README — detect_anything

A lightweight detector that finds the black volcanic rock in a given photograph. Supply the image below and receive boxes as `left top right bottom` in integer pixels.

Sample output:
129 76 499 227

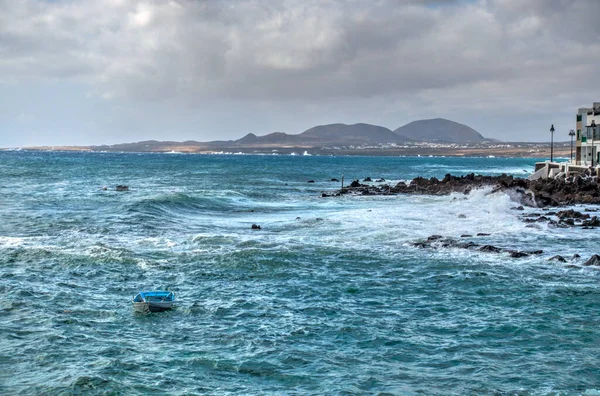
328 172 600 208
393 118 486 142
583 255 600 266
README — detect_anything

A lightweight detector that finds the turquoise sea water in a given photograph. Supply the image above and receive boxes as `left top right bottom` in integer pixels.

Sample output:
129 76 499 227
1 151 600 395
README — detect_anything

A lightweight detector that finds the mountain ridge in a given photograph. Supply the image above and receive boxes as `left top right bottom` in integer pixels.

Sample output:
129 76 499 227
41 118 495 152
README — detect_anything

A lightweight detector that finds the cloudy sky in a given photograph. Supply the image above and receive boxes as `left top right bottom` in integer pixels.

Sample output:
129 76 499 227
1 0 599 147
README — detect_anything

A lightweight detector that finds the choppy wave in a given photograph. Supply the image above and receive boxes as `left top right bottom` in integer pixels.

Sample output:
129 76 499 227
1 152 600 394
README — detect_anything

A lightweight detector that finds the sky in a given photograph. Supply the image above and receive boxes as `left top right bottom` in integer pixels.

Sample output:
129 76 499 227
1 0 599 147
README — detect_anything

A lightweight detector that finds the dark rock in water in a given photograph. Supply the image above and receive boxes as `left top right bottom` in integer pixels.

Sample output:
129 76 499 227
508 251 529 258
308 180 315 183
583 254 600 266
331 178 339 182
572 254 581 260
116 185 129 191
457 214 467 219
251 224 261 230
526 250 544 255
427 235 444 241
548 255 567 263
477 233 491 237
375 178 385 182
556 209 589 220
460 234 472 238
582 216 600 227
457 242 479 249
511 206 525 211
479 245 503 253
350 180 362 188
363 177 372 182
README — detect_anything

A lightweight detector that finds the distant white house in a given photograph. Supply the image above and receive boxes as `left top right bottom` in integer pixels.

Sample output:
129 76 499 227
575 102 600 166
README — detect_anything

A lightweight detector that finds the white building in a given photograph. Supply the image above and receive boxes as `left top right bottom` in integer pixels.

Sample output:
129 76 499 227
575 102 600 166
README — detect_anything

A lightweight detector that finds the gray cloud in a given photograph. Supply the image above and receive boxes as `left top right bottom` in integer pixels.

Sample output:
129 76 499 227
0 0 599 145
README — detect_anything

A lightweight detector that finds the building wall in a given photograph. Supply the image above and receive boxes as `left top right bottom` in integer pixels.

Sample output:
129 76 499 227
576 105 600 166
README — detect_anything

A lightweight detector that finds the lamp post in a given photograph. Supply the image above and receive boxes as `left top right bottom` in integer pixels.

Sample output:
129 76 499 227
550 124 555 162
569 129 575 162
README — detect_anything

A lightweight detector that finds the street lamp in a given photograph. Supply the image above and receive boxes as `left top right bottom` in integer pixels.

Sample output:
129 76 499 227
550 124 555 162
587 120 597 167
569 129 575 162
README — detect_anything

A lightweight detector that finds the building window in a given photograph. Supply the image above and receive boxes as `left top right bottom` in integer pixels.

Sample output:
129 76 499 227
577 130 581 140
577 114 583 122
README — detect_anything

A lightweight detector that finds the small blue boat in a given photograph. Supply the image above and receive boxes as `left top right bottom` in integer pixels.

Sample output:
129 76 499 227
132 291 175 313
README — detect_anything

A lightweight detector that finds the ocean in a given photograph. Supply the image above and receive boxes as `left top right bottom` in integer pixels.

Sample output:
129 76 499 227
1 151 599 395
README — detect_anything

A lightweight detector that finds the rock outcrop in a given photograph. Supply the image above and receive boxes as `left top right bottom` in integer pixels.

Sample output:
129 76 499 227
326 173 600 208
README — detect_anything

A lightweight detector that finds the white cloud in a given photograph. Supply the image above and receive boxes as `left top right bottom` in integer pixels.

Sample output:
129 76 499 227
0 0 599 144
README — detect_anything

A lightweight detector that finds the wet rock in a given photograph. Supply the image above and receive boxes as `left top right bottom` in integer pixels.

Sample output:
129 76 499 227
460 234 473 238
548 255 567 263
572 254 581 260
363 177 372 182
527 250 544 255
330 172 600 208
583 254 600 266
511 206 525 210
308 180 315 183
330 178 339 182
477 233 491 236
479 245 503 253
582 216 600 227
457 242 479 249
457 214 467 219
251 224 261 230
116 185 129 191
509 251 529 258
556 209 589 219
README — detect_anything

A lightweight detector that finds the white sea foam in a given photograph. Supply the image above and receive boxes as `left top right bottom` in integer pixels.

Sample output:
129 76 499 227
0 236 27 248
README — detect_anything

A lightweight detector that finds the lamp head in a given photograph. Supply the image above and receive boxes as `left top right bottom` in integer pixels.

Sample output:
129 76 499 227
550 124 555 133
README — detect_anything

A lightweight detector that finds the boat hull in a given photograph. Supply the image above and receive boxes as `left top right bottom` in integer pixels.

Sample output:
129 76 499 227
133 301 174 313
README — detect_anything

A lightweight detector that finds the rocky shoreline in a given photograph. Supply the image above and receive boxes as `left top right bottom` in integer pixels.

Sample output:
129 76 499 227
322 173 600 266
324 173 600 208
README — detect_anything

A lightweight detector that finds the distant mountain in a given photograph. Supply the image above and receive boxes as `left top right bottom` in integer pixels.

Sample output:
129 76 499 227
236 132 300 145
230 123 405 147
298 123 406 145
85 118 491 152
393 118 486 142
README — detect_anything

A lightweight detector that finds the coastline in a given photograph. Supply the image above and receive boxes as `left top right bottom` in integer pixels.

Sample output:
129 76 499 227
1 144 572 158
